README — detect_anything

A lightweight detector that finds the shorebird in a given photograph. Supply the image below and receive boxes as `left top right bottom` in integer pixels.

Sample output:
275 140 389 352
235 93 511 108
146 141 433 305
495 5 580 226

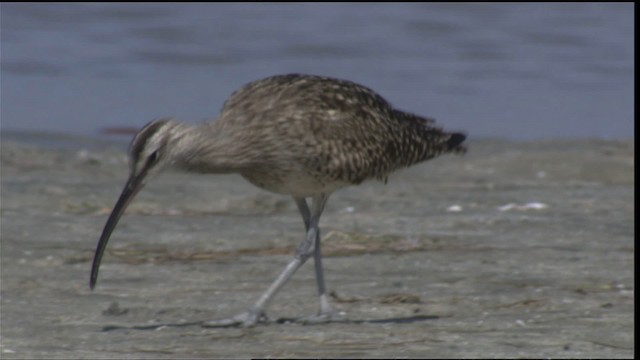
90 74 467 327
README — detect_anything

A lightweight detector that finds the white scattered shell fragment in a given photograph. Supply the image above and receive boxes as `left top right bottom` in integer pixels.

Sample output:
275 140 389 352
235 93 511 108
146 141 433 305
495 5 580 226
341 206 355 213
76 149 89 160
498 203 517 211
525 202 548 210
515 319 526 327
76 149 101 164
446 205 463 212
166 207 181 216
498 202 548 211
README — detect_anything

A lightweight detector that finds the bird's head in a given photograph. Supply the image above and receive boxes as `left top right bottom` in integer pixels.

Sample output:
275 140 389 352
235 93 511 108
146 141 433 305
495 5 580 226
89 118 182 289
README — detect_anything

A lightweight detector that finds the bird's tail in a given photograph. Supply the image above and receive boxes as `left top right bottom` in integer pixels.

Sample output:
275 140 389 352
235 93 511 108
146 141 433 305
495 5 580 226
446 132 467 154
396 110 467 155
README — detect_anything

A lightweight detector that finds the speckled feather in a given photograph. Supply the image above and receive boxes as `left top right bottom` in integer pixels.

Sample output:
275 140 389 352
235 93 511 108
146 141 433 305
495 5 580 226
128 74 466 197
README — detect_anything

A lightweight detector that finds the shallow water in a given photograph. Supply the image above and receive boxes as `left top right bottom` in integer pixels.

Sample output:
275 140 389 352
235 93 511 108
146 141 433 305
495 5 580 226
0 3 634 140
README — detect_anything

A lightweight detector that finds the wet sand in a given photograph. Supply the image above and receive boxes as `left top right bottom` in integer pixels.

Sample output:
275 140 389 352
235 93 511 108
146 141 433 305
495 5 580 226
0 136 634 358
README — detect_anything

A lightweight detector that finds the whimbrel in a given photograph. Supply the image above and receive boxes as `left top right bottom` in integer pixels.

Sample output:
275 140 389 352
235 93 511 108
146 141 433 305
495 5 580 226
90 74 467 327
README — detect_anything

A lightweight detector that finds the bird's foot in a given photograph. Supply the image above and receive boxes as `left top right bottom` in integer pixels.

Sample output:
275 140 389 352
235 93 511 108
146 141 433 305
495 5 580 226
295 295 341 324
201 308 268 328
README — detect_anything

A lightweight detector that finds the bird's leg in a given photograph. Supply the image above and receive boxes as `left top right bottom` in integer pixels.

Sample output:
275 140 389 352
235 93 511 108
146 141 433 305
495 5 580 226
202 254 306 328
202 194 331 328
312 220 336 318
295 194 339 323
294 196 311 229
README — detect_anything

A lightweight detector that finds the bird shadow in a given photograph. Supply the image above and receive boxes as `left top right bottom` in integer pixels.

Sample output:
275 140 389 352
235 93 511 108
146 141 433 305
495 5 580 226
100 314 439 332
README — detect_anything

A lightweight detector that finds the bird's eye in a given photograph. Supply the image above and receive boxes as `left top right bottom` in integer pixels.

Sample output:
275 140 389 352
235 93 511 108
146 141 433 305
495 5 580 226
148 151 159 164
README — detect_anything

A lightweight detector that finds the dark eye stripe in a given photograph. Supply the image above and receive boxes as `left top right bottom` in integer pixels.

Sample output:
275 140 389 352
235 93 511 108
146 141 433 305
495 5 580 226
129 119 169 167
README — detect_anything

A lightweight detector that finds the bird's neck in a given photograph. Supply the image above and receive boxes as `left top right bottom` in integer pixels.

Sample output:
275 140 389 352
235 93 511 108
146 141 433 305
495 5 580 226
172 121 257 174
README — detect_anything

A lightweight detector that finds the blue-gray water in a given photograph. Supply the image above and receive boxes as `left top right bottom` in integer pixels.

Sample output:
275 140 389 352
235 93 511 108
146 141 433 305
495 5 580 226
0 3 634 141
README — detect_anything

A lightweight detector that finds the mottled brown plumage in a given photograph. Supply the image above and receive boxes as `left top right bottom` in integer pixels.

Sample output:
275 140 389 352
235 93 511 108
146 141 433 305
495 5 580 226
90 73 467 327
130 74 465 195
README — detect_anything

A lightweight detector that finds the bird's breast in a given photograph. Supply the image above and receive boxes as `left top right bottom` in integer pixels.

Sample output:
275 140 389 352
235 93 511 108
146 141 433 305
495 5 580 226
240 164 349 197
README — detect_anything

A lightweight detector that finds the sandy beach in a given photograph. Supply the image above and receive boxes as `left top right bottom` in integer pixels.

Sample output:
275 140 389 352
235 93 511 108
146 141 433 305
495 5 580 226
0 136 634 358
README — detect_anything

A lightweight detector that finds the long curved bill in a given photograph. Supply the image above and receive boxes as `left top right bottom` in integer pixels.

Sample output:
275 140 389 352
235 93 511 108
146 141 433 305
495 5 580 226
90 173 146 290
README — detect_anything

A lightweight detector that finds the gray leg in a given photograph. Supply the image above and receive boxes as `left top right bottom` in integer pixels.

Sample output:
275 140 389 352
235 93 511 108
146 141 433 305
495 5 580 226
313 226 336 318
295 196 337 321
294 196 311 229
203 193 332 328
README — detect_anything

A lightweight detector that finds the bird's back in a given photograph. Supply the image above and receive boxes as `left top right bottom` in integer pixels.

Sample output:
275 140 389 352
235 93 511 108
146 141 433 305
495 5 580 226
213 74 466 195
